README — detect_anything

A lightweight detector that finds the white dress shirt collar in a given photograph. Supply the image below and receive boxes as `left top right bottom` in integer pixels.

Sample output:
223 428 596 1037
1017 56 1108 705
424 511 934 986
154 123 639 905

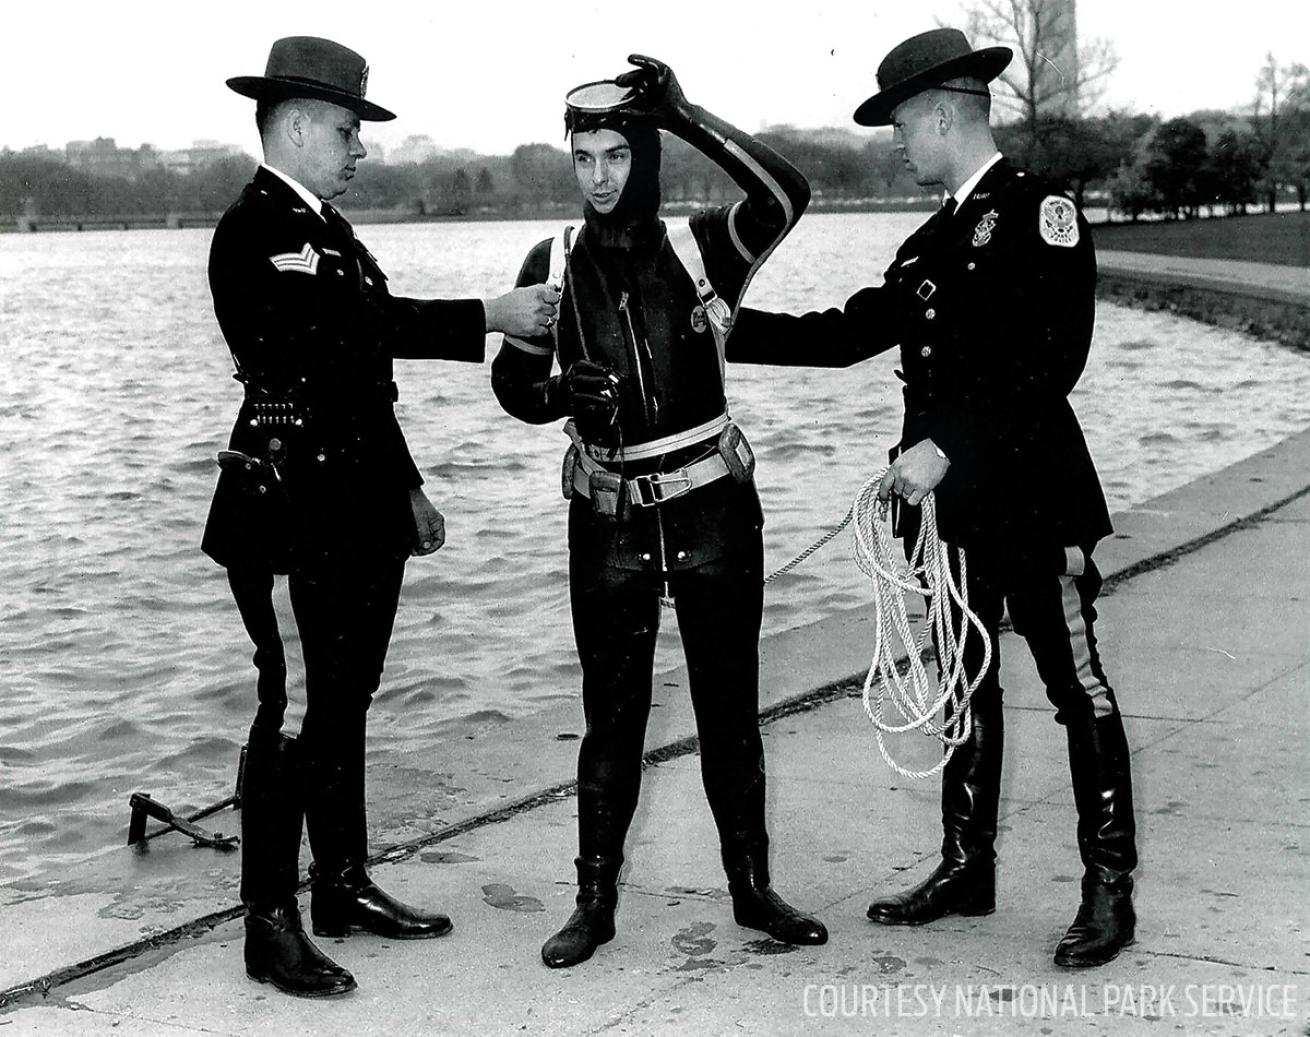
260 163 324 219
950 151 1004 209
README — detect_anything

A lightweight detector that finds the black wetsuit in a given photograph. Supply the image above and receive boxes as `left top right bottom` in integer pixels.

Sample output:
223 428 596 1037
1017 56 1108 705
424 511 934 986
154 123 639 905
491 112 810 888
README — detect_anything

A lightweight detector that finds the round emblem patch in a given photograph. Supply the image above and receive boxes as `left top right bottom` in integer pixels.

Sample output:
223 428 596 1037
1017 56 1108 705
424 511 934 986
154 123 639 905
1039 195 1079 247
690 305 708 334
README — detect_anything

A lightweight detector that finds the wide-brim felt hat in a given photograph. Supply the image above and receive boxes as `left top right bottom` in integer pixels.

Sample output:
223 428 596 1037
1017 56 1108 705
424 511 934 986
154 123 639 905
853 28 1011 126
227 36 396 121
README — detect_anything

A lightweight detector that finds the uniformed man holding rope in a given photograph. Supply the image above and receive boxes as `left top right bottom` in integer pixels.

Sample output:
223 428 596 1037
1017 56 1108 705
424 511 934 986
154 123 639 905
731 28 1138 968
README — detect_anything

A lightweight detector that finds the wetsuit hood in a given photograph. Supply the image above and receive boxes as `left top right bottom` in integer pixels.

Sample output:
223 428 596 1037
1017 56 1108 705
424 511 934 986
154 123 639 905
570 119 663 249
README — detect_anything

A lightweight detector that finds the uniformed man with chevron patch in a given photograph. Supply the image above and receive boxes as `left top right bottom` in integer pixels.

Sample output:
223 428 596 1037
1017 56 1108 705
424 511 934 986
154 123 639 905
732 28 1139 968
203 36 557 998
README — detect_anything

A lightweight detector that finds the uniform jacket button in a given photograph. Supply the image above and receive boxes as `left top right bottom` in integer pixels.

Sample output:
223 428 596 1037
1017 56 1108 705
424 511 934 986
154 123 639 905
640 552 652 562
921 345 933 358
925 308 936 320
676 550 689 561
967 262 976 271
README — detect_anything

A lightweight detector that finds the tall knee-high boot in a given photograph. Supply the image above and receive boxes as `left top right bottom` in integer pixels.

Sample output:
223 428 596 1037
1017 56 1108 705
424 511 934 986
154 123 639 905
1055 713 1137 967
542 762 638 968
240 730 355 997
868 700 1002 925
304 753 452 940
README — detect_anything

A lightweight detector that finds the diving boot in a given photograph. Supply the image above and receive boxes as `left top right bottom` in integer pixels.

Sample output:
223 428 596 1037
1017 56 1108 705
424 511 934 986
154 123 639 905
541 856 621 968
1054 713 1137 967
724 843 828 945
240 730 355 997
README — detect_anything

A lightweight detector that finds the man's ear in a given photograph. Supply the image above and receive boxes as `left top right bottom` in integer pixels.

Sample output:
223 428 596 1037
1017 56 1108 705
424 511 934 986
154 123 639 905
284 106 307 148
935 101 954 136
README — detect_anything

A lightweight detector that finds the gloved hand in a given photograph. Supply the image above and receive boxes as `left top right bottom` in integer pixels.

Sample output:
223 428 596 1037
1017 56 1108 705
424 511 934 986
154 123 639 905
616 54 691 127
547 359 621 433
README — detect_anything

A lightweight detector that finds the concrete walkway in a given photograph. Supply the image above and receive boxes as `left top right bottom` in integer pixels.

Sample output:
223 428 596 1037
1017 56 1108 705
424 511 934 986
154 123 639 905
1099 249 1310 307
3 437 1309 1034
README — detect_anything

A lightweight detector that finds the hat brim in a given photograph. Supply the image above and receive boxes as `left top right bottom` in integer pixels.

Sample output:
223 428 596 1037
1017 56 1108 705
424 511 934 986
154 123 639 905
226 76 396 121
852 47 1012 127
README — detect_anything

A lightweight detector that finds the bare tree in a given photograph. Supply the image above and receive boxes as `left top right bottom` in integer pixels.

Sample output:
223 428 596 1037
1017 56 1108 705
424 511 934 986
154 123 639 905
962 0 1117 155
1252 54 1310 211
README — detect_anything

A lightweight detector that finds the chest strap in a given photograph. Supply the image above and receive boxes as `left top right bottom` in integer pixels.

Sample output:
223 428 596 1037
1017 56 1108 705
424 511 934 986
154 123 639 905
665 219 730 381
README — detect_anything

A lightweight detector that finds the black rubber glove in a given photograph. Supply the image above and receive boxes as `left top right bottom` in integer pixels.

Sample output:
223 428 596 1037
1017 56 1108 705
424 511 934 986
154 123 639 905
546 360 620 441
615 54 692 128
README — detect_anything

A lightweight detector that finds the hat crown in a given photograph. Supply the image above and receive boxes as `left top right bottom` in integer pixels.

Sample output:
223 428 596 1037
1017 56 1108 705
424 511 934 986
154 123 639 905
878 28 976 92
263 36 369 99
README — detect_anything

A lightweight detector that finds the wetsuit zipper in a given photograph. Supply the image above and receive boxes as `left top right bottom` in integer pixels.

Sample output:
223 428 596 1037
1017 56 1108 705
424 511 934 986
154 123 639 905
617 289 670 584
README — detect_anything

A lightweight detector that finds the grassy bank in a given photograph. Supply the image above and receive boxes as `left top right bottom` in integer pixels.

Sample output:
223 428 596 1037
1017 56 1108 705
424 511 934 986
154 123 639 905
1095 210 1310 267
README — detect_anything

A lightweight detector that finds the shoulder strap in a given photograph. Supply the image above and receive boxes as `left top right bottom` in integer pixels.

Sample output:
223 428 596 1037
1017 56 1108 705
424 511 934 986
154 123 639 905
547 225 574 347
666 219 729 380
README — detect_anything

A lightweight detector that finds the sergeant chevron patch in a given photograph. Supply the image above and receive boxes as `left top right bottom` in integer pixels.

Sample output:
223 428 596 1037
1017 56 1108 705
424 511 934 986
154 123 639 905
268 243 321 275
1039 196 1079 247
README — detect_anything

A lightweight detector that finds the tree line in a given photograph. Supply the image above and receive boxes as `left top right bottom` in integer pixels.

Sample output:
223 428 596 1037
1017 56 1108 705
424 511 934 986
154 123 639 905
3 48 1308 224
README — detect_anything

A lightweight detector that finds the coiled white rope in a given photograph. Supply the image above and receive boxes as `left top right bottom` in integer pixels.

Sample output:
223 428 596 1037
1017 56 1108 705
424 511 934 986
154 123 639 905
852 472 992 779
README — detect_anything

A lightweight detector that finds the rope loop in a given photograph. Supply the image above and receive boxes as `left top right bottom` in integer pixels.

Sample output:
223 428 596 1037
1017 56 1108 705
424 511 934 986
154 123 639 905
852 471 992 779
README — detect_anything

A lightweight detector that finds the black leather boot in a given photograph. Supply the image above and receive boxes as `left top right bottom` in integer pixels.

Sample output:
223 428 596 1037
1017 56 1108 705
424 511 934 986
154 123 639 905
303 754 452 940
310 861 452 940
868 703 1002 925
724 840 828 945
1055 713 1137 967
541 855 622 968
240 731 355 997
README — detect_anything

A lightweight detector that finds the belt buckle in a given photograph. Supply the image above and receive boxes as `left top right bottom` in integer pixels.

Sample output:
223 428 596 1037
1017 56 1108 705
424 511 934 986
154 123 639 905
632 468 692 507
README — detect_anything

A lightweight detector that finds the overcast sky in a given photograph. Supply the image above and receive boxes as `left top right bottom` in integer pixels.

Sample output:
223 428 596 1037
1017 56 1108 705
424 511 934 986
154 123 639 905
8 0 1308 155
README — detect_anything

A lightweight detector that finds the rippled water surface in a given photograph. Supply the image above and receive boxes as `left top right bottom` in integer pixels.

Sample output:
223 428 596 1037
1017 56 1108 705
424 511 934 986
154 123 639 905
3 212 1309 885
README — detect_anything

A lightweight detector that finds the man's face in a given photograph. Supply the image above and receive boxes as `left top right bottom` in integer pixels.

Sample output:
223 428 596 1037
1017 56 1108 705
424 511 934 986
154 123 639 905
297 100 367 200
891 93 947 188
572 129 632 214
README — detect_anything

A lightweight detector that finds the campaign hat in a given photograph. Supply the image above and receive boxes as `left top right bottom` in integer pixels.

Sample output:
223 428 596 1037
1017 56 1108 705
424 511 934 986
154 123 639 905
227 36 396 122
853 28 1011 127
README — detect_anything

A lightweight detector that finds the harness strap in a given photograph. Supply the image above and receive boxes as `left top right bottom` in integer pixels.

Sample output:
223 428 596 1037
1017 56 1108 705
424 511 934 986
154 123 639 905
665 219 730 381
586 412 729 463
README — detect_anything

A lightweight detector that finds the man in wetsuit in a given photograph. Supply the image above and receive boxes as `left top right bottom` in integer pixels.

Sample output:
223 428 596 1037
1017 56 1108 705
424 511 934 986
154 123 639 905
204 36 557 997
731 29 1138 968
491 55 827 968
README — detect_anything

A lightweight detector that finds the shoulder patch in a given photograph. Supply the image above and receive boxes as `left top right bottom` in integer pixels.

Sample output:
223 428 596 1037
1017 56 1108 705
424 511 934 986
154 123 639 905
1038 195 1079 248
268 243 320 275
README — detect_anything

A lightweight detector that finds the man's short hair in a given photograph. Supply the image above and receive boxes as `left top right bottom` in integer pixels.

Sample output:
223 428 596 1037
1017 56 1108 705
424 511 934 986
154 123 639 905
937 76 992 121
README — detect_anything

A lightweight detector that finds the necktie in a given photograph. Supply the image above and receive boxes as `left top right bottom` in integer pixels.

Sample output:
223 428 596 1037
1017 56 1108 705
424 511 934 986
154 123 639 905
940 197 958 218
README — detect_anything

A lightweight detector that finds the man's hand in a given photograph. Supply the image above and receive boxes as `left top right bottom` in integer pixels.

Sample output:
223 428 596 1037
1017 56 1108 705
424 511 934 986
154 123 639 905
409 487 446 556
616 54 690 126
484 284 560 338
877 439 950 507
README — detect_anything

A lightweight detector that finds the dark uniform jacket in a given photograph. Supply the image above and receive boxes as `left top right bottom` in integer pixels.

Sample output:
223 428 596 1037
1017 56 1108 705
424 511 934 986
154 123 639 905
202 166 486 571
495 204 775 572
732 158 1111 554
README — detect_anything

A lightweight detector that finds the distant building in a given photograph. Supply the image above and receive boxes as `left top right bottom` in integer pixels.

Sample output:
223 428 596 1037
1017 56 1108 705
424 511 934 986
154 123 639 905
157 140 246 176
65 138 159 180
20 144 65 163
